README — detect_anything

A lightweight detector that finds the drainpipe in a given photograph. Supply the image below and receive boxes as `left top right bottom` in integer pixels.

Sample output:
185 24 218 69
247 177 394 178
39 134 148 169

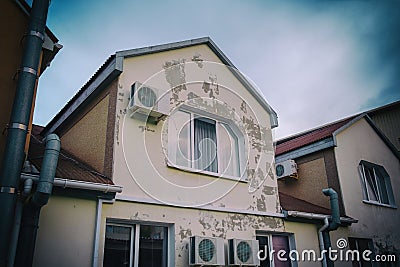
322 188 341 267
322 188 340 231
7 178 33 267
92 198 115 267
318 217 329 267
15 134 60 267
0 0 50 265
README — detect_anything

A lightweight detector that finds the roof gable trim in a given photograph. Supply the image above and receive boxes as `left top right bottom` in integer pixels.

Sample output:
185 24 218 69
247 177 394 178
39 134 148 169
333 114 400 160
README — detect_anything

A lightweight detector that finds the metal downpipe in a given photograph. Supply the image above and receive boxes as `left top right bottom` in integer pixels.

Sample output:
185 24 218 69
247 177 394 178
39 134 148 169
322 188 341 267
15 134 60 267
0 0 50 265
8 178 33 267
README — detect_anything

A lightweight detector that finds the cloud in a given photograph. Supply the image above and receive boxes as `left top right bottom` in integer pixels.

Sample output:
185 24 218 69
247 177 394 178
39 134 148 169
34 0 400 140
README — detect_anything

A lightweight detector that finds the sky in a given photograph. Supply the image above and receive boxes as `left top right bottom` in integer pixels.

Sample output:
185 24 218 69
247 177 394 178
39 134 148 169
33 0 400 139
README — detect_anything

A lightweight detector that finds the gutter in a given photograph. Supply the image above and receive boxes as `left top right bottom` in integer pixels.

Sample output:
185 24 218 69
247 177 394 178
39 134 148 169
286 211 357 224
21 173 123 193
285 188 358 267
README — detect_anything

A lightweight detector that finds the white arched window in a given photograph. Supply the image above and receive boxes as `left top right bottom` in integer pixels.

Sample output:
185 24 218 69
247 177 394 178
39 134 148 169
168 109 245 179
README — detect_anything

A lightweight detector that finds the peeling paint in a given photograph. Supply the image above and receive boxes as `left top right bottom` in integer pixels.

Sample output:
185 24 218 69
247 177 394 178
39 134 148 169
191 53 204 68
163 59 187 106
178 226 192 240
138 125 155 132
256 195 266 212
262 185 276 195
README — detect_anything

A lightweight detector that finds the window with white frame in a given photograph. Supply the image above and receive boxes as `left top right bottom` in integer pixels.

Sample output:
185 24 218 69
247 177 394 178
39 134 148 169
256 233 297 267
168 109 245 178
103 223 170 267
358 160 395 207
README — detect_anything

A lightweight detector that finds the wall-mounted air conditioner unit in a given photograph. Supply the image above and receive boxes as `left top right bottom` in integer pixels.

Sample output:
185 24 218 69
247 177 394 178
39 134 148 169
129 81 169 122
228 239 260 266
189 236 225 266
275 159 298 179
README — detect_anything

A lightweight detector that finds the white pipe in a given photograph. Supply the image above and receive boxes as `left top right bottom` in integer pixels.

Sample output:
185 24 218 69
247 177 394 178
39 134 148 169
21 173 122 193
92 198 114 267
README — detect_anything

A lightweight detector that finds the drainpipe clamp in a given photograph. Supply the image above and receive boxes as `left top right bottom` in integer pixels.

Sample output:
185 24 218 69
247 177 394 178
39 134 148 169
28 30 45 41
12 68 38 80
0 187 17 194
9 123 28 132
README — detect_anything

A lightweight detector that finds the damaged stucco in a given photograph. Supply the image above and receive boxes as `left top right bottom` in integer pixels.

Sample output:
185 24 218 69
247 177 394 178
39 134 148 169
113 44 280 212
101 201 285 267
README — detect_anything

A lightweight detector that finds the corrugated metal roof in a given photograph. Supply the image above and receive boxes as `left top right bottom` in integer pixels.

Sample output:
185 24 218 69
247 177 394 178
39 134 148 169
28 125 114 185
275 117 354 155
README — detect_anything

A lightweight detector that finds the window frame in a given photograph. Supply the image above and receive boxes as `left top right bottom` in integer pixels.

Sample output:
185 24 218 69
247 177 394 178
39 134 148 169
167 106 247 181
358 160 396 208
256 232 298 267
103 220 174 267
348 237 376 267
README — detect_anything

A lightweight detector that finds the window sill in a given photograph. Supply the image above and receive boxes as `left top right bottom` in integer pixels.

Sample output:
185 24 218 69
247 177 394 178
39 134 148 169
362 200 397 209
166 161 248 183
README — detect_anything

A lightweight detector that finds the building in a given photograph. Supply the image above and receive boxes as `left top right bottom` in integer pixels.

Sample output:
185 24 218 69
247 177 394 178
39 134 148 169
366 100 400 152
27 37 323 267
0 0 62 166
276 112 400 266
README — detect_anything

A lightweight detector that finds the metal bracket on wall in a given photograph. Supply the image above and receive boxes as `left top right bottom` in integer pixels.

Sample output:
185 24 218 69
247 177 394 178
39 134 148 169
0 187 16 194
13 67 38 80
20 30 45 45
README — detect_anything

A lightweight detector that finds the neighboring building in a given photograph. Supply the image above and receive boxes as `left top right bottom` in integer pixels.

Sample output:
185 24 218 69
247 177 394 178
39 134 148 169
276 112 400 266
0 0 62 167
29 37 321 267
366 100 400 152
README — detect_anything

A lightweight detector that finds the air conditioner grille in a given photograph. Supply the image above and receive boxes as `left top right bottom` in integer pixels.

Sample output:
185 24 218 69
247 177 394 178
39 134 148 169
276 164 284 177
237 241 251 263
198 239 215 262
137 86 156 107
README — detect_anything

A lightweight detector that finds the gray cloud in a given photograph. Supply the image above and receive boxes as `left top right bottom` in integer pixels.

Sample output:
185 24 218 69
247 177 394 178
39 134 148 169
34 0 400 139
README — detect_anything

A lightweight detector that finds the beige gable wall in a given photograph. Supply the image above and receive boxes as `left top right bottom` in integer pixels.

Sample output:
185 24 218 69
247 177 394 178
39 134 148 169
112 44 279 213
61 95 109 173
334 118 400 255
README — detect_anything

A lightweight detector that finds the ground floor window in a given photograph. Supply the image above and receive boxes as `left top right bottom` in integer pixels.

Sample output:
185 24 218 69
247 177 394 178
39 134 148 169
348 238 375 267
257 233 296 267
103 222 169 267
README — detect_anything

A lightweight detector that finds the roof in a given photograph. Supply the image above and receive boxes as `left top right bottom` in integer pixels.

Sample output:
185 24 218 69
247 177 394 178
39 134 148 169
364 99 400 116
42 37 278 135
279 192 331 215
276 99 400 159
26 125 114 185
275 117 354 155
